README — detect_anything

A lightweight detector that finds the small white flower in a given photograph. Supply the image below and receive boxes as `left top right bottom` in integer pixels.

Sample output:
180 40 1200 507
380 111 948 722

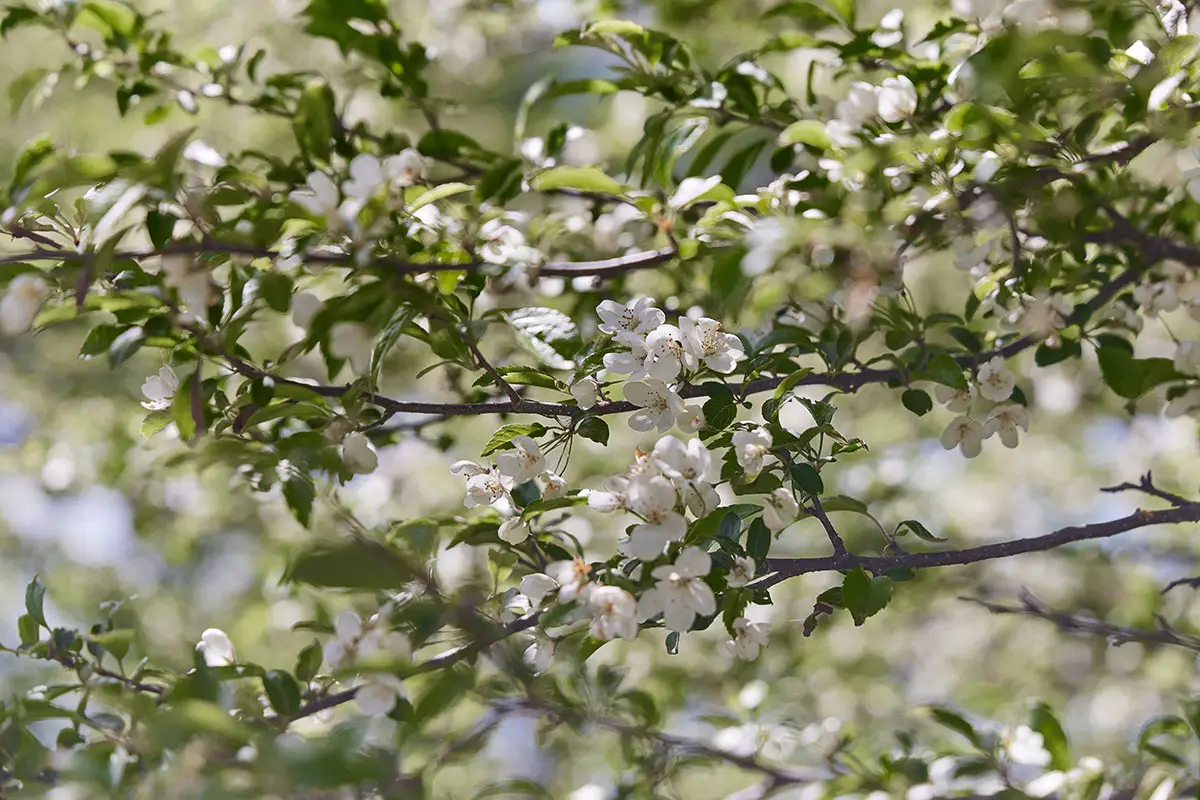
329 322 374 373
323 610 362 669
197 628 235 667
643 324 686 381
523 631 556 673
341 432 378 474
638 547 716 632
732 428 773 477
627 475 687 560
1174 341 1200 376
835 81 879 127
290 171 341 217
728 617 770 660
976 356 1015 402
983 404 1030 448
1134 281 1180 315
384 149 427 187
934 383 976 412
651 435 711 483
680 317 745 374
496 436 546 485
450 460 488 478
877 76 918 122
463 467 508 509
342 153 388 200
1125 40 1155 68
727 556 756 588
762 488 800 532
1004 725 1051 767
521 558 593 605
141 365 180 411
603 336 650 380
0 274 50 334
570 378 599 409
587 475 630 513
973 151 1002 183
291 291 322 329
588 585 638 641
162 255 213 313
499 588 532 625
355 673 405 716
1166 387 1200 417
940 415 984 458
540 472 568 500
478 220 542 267
742 217 791 276
596 297 665 337
625 379 686 434
498 517 531 544
676 405 705 433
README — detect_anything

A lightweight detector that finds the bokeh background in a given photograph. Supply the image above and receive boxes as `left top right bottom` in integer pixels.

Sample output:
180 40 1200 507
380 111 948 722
2 0 1200 795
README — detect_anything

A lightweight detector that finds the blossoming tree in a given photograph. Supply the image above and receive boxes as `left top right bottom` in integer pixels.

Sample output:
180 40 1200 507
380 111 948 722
2 0 1200 796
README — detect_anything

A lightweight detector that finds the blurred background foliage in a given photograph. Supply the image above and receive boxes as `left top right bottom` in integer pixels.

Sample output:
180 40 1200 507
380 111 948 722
2 0 1200 796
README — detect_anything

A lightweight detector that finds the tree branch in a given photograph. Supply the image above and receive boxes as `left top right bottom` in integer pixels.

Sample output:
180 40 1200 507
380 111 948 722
965 590 1200 653
808 496 847 556
1101 471 1192 507
755 502 1200 590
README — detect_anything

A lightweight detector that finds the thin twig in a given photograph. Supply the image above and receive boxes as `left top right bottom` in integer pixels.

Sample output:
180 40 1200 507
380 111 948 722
808 496 847 556
966 590 1200 653
464 337 522 405
1101 471 1192 507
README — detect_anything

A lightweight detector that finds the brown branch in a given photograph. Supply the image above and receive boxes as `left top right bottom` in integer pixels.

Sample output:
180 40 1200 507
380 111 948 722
808 496 847 556
966 590 1200 653
463 337 523 405
1101 471 1192 507
755 502 1200 589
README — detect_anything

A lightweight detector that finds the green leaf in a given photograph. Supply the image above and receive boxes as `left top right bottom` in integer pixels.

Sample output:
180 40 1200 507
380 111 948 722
295 639 323 684
107 326 145 366
141 410 173 438
1097 345 1184 400
283 476 315 527
895 519 946 542
24 576 46 628
530 166 627 196
841 568 892 625
283 536 415 590
259 272 293 313
820 494 868 514
773 368 814 402
577 416 609 446
778 120 832 150
928 706 980 746
408 182 473 213
415 664 474 722
665 631 680 655
790 463 824 495
293 81 337 163
505 307 580 369
901 388 933 416
920 352 968 391
171 371 197 441
17 614 38 646
717 511 742 541
87 629 133 661
1030 700 1070 771
481 423 548 457
263 670 302 717
745 517 771 564
9 67 48 114
702 392 738 431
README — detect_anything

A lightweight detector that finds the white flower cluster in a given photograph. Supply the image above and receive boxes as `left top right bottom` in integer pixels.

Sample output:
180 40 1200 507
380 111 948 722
937 356 1029 458
451 436 566 542
0 274 50 335
825 75 918 148
323 608 412 716
592 298 744 433
290 149 428 234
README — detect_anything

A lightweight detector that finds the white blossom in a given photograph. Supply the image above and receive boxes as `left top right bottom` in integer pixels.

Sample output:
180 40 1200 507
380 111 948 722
341 432 378 474
742 217 791 276
499 588 532 625
1004 725 1051 767
197 628 235 667
355 673 405 716
680 317 745 373
456 464 508 509
290 171 341 217
0 274 50 334
877 76 918 122
291 291 322 329
496 436 546 484
329 322 374 373
588 585 638 641
940 415 984 458
637 547 716 632
732 428 773 477
1134 281 1180 314
625 379 686 433
676 405 705 433
523 631 556 673
934 383 976 412
478 220 542 267
540 472 568 500
1166 387 1200 417
1174 341 1200 376
522 558 593 606
643 324 686 381
976 356 1015 402
627 475 687 560
603 335 650 380
570 378 599 409
162 255 213 313
727 556 756 588
596 297 665 336
587 475 630 513
652 435 719 516
386 148 428 187
498 516 531 544
323 610 363 669
762 488 800 532
835 81 879 127
141 366 179 411
983 404 1030 448
728 617 770 660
